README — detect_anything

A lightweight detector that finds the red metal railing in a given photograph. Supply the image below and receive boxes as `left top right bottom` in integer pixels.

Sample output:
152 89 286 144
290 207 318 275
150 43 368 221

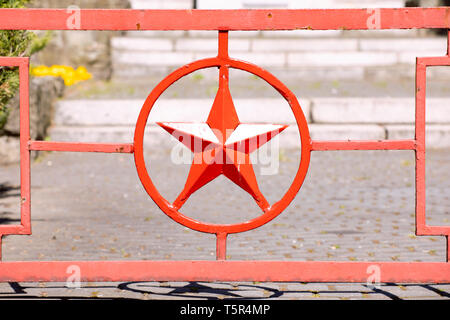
0 8 449 283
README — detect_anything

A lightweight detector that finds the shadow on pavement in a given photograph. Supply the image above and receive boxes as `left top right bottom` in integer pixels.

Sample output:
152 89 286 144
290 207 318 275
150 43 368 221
0 281 448 300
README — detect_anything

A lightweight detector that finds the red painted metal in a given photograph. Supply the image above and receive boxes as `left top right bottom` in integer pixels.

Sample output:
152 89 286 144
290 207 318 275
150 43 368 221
0 7 449 283
28 141 134 153
0 261 448 283
0 8 449 30
133 31 311 242
0 57 31 263
311 140 416 151
415 51 450 260
156 33 288 213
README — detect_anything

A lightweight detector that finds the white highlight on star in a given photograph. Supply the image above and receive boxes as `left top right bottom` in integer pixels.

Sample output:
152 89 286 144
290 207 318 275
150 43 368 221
225 124 285 145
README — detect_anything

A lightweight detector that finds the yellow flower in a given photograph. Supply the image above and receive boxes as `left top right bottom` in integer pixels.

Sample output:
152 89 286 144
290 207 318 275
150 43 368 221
31 65 92 86
31 65 50 77
64 77 75 86
75 66 91 80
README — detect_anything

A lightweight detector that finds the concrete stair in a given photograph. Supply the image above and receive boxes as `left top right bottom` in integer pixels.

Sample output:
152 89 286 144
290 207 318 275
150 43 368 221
111 31 449 80
111 0 448 80
130 0 407 10
48 98 450 149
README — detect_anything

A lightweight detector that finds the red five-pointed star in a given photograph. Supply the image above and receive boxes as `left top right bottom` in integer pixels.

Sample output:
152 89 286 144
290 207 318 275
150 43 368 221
157 67 287 212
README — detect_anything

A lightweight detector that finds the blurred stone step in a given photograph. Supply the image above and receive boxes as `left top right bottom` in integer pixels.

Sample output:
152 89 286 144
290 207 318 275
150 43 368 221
113 36 446 53
50 97 450 149
130 0 192 9
195 0 406 9
53 98 311 126
387 124 450 149
48 124 388 149
53 97 450 127
49 123 450 149
111 36 448 79
311 97 450 124
130 0 406 10
125 29 420 39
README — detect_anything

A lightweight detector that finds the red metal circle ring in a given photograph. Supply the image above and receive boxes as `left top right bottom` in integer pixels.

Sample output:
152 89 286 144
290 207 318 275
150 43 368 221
134 57 311 234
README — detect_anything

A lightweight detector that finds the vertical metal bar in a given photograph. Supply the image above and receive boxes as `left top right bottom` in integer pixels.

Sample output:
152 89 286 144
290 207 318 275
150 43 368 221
447 29 450 56
219 64 229 92
218 30 229 59
447 236 449 262
445 30 449 263
216 233 227 260
19 58 31 234
415 59 426 235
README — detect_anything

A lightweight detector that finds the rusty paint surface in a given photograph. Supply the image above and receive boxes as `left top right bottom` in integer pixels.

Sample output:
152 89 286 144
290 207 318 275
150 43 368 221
311 140 416 151
0 8 449 30
28 141 134 153
0 261 448 283
0 58 31 256
415 53 450 262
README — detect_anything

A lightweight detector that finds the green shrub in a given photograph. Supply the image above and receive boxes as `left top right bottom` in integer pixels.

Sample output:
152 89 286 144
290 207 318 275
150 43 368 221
0 0 51 130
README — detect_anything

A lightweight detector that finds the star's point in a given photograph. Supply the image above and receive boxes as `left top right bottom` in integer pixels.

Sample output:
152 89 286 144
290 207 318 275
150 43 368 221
157 67 287 212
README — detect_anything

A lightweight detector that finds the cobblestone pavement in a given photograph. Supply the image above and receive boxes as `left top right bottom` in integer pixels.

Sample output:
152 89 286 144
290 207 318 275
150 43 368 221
0 147 449 300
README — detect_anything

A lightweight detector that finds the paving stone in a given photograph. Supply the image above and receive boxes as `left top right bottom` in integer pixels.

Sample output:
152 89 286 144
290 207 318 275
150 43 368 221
1 148 449 300
374 284 444 299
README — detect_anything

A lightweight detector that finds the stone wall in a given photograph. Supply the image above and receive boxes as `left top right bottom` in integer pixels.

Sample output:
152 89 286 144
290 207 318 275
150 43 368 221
0 77 64 165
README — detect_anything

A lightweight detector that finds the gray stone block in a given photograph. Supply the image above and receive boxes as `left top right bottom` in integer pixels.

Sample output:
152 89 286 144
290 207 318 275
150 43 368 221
175 38 251 52
3 76 65 139
309 124 386 140
288 52 398 67
112 37 173 51
112 51 195 66
359 38 446 53
0 136 20 165
53 98 310 126
386 124 450 149
311 98 450 124
252 38 358 52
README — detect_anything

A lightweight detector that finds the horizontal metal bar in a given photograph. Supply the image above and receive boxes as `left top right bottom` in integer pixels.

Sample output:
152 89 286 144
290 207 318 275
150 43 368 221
417 56 450 66
0 57 28 67
28 141 134 153
311 140 416 151
0 225 29 235
0 261 448 283
417 225 450 236
0 8 448 31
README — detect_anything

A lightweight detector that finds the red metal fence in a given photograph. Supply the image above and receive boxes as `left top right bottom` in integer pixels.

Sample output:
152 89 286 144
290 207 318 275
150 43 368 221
0 8 449 283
